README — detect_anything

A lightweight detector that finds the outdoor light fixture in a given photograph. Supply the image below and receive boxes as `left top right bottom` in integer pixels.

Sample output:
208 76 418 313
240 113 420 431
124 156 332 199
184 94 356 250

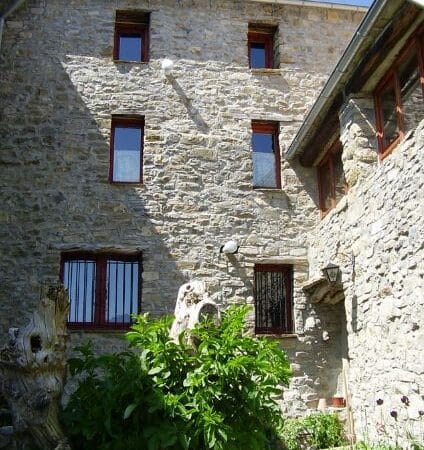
219 240 239 254
161 58 174 76
322 263 340 283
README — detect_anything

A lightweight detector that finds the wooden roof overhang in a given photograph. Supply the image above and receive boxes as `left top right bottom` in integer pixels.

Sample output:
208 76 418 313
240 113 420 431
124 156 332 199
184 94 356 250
287 0 424 167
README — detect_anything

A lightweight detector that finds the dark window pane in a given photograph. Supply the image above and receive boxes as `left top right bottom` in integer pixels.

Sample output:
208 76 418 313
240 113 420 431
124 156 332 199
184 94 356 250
250 43 266 68
113 126 142 182
119 34 142 61
252 133 273 152
252 132 276 187
255 267 292 333
399 49 423 133
379 80 400 149
106 260 138 324
63 260 96 323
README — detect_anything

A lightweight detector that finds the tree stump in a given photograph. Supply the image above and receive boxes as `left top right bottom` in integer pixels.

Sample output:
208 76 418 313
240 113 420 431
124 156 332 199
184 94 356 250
0 284 71 450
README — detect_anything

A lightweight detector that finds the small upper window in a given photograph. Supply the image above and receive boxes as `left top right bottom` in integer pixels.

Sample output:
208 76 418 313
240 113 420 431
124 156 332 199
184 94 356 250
248 24 278 69
110 116 144 183
251 121 281 189
374 31 423 159
114 11 150 62
317 140 347 217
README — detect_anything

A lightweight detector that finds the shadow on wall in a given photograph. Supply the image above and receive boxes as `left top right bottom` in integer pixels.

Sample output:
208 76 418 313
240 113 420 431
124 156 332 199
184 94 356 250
0 37 187 347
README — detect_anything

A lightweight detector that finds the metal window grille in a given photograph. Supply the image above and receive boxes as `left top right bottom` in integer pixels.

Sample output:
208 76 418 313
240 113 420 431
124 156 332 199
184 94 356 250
61 253 140 329
254 265 293 334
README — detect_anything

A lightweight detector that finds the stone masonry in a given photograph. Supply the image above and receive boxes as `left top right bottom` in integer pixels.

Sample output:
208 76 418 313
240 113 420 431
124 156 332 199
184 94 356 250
308 103 424 444
0 0 364 419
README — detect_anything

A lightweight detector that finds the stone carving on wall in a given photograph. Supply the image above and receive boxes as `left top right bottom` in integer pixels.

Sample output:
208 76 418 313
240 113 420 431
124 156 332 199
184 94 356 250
0 285 70 450
170 280 220 341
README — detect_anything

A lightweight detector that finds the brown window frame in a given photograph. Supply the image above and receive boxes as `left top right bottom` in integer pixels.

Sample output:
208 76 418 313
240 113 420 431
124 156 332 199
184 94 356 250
317 140 347 218
109 116 144 184
251 121 281 189
254 264 293 335
248 31 274 69
60 252 142 331
113 12 150 62
374 28 424 160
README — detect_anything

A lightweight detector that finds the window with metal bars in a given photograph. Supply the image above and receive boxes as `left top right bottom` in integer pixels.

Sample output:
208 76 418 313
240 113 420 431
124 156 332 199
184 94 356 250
254 264 293 334
60 252 141 330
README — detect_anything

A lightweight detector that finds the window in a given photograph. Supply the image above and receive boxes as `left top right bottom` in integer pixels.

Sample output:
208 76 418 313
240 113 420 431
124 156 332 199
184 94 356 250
374 30 423 159
114 11 150 62
317 141 347 217
248 24 278 69
61 252 141 330
251 121 281 188
110 116 144 183
255 264 293 334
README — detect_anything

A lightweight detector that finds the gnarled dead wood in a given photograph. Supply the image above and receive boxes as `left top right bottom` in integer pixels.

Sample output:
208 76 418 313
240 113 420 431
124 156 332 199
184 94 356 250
0 284 70 450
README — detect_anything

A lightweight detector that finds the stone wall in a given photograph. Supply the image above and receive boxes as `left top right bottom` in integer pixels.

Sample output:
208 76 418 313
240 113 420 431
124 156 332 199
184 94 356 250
308 115 424 442
0 0 363 415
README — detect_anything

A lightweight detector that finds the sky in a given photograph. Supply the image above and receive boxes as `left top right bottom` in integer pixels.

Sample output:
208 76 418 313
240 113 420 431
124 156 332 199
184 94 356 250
308 0 372 6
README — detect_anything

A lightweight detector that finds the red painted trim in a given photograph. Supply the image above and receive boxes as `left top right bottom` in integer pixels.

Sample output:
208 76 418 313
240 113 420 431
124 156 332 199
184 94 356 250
60 252 142 330
113 22 149 62
251 121 281 189
374 26 424 159
248 31 274 69
254 264 294 334
317 140 345 218
110 116 144 184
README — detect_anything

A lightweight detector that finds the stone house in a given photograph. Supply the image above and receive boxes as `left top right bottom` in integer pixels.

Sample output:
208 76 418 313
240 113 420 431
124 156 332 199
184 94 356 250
0 0 422 445
287 0 424 443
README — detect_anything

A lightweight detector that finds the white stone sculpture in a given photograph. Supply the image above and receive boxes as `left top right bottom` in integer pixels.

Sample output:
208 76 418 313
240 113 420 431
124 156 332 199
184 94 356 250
169 280 220 341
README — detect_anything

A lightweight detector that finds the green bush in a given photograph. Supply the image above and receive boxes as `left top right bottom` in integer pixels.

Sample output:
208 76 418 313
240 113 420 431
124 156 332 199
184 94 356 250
282 412 347 450
62 305 291 450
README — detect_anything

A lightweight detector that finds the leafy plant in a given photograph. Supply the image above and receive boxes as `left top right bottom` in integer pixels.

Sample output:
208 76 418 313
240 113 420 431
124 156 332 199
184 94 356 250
62 305 291 450
281 412 347 450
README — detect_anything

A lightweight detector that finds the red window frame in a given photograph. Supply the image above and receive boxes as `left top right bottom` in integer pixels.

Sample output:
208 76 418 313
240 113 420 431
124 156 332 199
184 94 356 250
248 31 274 69
109 116 144 184
113 12 149 62
60 252 142 331
317 140 347 218
254 264 293 335
251 121 281 189
374 28 424 159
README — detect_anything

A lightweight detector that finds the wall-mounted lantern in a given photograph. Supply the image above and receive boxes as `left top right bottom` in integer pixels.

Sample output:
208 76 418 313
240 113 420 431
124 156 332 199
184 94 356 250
219 240 239 254
322 262 339 283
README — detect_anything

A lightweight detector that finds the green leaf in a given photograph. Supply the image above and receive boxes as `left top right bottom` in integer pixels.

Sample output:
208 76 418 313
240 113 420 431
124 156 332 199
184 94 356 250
148 366 163 375
123 403 137 420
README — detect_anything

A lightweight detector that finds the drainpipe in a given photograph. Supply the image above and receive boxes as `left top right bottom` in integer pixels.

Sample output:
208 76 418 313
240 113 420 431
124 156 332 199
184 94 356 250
285 0 391 160
0 0 26 50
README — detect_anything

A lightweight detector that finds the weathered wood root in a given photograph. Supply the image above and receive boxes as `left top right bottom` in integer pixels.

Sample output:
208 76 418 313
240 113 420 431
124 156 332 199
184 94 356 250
0 284 71 450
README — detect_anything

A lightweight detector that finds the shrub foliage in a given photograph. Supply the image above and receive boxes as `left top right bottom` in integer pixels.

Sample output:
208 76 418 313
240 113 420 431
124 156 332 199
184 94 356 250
62 305 291 450
282 412 347 450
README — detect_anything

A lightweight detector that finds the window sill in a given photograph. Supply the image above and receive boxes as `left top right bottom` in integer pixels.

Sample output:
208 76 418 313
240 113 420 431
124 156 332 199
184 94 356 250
113 59 149 65
250 68 281 75
253 187 282 192
110 181 144 186
68 325 130 333
256 333 298 339
378 135 402 160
